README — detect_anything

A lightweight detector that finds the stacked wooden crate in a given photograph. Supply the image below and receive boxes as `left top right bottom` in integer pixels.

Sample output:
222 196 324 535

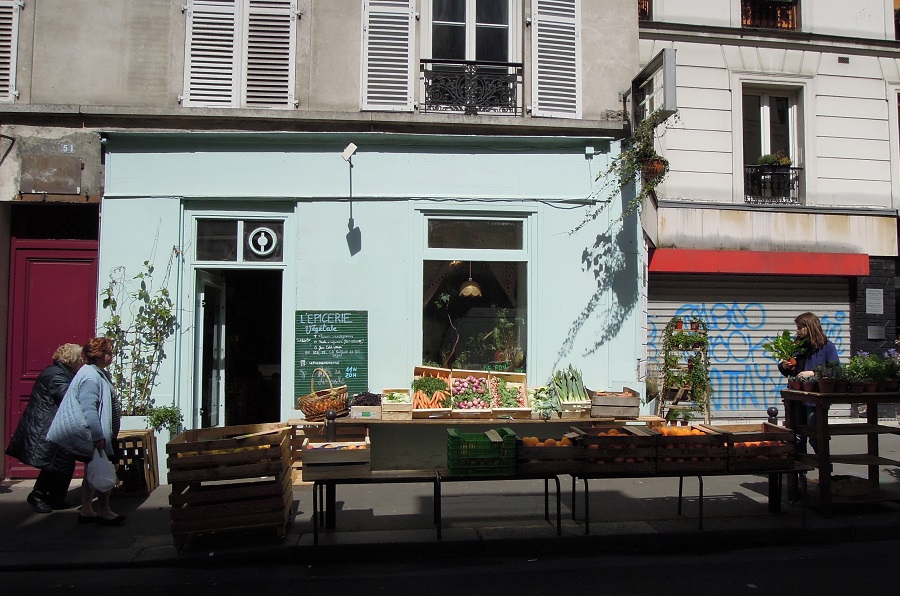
166 423 293 550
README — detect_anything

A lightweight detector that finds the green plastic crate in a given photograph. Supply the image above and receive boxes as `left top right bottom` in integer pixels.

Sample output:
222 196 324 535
447 428 517 476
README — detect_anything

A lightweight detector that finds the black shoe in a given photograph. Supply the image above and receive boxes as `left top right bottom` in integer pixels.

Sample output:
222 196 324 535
77 514 97 524
96 515 127 526
27 492 53 514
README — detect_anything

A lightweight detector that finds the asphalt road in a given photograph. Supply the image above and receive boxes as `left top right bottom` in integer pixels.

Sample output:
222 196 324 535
7 539 899 595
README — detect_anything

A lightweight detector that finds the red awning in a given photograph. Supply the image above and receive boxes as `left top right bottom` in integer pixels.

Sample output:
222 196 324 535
648 249 870 276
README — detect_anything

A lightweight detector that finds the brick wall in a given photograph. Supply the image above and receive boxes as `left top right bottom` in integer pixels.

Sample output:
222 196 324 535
851 256 897 356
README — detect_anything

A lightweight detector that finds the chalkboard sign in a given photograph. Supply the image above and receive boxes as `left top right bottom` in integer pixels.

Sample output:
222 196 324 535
294 310 368 402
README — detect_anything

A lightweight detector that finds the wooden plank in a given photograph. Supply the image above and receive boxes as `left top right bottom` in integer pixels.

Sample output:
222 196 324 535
167 460 284 484
170 495 286 520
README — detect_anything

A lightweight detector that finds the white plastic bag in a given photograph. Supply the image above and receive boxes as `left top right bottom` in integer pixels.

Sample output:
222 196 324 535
86 448 117 492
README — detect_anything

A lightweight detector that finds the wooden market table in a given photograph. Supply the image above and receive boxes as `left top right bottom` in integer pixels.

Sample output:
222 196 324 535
781 389 900 517
309 467 562 544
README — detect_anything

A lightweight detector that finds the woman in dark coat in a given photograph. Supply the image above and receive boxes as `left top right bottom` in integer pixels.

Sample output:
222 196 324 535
6 343 83 513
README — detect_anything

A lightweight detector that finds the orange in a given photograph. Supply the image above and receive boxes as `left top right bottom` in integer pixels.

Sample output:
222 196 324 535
560 437 573 446
543 438 557 447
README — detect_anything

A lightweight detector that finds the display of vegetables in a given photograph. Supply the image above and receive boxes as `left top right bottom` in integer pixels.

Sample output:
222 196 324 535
451 375 491 409
528 386 560 420
351 391 382 406
490 377 526 408
383 391 411 403
411 375 449 396
551 365 589 402
413 389 448 408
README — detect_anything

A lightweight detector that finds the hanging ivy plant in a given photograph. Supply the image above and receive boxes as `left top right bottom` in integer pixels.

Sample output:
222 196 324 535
573 109 680 233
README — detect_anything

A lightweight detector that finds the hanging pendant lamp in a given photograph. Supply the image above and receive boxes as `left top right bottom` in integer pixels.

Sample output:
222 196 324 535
459 262 482 297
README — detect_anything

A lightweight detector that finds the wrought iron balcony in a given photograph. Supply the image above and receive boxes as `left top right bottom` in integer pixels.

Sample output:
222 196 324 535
420 59 523 116
638 0 652 21
742 0 797 31
744 165 801 205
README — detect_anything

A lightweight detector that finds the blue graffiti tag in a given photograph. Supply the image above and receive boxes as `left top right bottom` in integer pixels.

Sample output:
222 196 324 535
650 304 848 415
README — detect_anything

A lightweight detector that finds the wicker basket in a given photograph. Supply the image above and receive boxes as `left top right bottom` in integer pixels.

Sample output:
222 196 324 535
296 368 349 422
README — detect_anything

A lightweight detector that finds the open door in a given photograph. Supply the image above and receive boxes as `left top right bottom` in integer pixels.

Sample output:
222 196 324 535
195 271 226 428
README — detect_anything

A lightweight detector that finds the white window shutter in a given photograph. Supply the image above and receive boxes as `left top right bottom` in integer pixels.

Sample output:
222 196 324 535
531 0 581 119
183 0 239 108
361 0 414 112
0 0 21 103
243 0 296 108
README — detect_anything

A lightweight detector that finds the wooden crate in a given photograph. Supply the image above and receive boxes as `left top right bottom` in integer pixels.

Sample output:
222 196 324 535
382 389 413 420
653 425 728 473
412 407 451 419
301 436 371 480
286 419 325 484
588 387 641 419
166 423 293 550
114 428 159 495
700 423 795 472
350 405 382 419
573 425 656 474
493 407 532 419
412 366 451 387
517 432 583 475
451 408 493 419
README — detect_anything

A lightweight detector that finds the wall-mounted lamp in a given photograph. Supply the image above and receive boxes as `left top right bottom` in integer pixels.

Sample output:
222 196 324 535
342 142 358 164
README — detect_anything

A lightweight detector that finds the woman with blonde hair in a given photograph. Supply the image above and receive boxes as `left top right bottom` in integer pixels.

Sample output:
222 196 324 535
48 337 125 525
6 343 83 513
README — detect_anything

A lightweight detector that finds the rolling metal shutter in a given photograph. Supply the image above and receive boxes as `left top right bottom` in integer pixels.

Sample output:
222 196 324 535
648 274 851 421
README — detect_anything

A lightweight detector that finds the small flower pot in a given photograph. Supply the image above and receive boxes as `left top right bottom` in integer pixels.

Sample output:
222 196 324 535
849 381 865 394
690 321 700 331
788 378 801 390
817 378 837 393
674 320 683 330
864 381 878 393
886 378 900 392
801 380 817 393
835 380 849 393
641 157 667 181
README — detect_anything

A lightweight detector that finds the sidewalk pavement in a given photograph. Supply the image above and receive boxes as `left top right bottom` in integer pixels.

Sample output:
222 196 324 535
2 427 900 570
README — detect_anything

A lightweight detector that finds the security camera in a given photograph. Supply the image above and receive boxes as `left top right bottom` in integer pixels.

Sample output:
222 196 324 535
342 143 358 162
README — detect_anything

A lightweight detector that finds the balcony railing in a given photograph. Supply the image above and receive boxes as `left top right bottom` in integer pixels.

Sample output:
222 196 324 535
638 0 652 21
741 0 797 31
420 59 523 116
744 165 801 205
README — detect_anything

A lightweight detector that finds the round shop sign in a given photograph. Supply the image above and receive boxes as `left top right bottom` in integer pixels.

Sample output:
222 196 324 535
247 226 279 257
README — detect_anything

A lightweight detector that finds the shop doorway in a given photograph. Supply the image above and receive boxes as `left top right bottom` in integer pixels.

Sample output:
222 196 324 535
195 269 282 427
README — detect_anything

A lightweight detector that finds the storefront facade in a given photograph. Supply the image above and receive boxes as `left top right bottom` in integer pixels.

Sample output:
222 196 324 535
101 131 646 428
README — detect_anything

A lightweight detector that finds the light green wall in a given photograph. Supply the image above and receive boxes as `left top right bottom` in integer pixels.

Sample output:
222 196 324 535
102 133 644 422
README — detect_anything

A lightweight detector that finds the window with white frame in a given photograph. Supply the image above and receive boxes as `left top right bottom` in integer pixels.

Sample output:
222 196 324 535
181 0 297 109
361 0 581 118
743 88 801 204
196 218 285 262
743 90 794 164
0 0 21 103
421 215 528 373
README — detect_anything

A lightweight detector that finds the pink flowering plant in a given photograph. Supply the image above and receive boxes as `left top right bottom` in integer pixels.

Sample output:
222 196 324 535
451 375 491 409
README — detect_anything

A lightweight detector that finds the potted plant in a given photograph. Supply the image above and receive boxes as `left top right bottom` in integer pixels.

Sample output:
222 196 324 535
573 108 680 232
756 151 792 197
883 349 900 391
761 330 807 367
843 354 868 393
687 352 710 399
689 317 702 331
814 362 840 393
672 315 683 330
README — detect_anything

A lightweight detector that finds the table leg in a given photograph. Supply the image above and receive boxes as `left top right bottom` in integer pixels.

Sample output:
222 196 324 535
312 481 320 545
583 477 590 535
677 476 684 515
324 481 337 529
784 398 800 502
552 476 561 536
571 475 577 520
816 401 833 517
697 475 704 531
435 469 442 541
544 478 549 521
867 401 880 491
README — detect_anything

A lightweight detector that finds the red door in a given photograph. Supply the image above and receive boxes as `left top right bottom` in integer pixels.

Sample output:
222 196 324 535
5 239 98 478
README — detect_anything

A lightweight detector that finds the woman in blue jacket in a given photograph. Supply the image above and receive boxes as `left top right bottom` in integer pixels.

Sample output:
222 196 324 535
778 312 840 452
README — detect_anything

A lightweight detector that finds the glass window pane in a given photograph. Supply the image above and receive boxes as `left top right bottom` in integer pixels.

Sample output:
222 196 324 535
243 220 284 262
742 94 762 164
428 219 523 249
433 24 466 60
197 220 238 261
433 0 465 23
422 260 526 373
769 96 791 157
476 0 508 25
476 27 507 62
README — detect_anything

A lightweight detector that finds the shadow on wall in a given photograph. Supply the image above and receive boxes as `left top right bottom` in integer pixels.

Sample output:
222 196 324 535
553 185 640 370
